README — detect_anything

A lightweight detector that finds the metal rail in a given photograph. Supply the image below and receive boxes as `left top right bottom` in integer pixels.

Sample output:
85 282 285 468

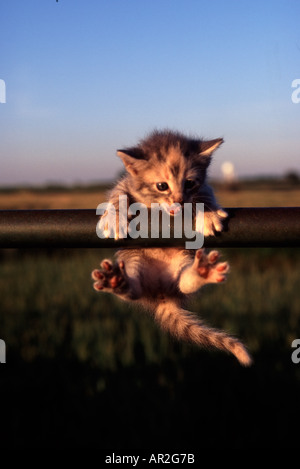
0 207 299 248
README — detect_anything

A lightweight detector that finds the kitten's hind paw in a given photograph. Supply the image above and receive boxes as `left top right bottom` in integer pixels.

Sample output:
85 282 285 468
92 259 128 293
194 249 229 284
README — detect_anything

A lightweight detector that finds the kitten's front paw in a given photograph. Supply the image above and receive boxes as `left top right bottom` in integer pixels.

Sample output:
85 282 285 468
92 259 128 292
203 209 227 236
97 210 127 240
194 249 229 284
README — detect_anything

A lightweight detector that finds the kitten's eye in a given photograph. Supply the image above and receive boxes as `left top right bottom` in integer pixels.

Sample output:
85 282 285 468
184 179 196 190
156 182 169 191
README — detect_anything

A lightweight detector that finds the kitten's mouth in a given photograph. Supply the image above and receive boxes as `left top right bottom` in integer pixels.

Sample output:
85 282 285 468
169 208 180 216
162 203 183 216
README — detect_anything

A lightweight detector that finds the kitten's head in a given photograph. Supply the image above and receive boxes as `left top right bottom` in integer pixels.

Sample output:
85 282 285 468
117 130 223 208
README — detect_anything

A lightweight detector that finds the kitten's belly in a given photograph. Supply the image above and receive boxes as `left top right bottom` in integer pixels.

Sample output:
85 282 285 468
118 247 193 298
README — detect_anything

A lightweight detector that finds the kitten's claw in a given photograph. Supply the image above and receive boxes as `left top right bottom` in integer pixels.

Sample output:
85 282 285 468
194 249 229 284
203 209 228 237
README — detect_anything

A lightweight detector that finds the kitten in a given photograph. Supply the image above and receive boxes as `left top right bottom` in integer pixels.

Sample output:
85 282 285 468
92 130 252 366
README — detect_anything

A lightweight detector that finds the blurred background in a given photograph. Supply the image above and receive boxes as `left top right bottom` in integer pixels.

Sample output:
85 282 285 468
0 0 300 449
1 0 300 185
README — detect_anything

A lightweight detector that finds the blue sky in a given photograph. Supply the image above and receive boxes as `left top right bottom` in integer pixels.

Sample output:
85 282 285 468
0 0 299 185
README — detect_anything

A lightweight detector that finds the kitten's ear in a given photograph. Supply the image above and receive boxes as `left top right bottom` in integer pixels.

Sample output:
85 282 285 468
199 138 224 156
117 148 148 176
196 138 224 168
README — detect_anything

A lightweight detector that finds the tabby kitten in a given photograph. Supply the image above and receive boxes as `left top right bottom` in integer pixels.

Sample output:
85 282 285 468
92 130 252 366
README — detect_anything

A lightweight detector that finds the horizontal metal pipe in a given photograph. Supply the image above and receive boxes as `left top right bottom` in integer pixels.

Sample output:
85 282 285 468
0 207 299 248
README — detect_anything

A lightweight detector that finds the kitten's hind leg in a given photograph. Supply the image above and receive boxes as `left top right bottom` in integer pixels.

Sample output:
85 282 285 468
92 259 126 292
195 249 229 284
179 249 229 294
92 259 141 300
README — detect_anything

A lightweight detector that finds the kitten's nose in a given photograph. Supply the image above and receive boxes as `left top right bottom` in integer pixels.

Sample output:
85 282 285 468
173 196 183 205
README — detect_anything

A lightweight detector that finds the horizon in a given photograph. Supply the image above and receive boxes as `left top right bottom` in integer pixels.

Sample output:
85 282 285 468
0 171 298 191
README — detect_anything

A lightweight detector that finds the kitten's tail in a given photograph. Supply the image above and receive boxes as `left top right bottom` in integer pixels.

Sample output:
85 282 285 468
154 302 252 366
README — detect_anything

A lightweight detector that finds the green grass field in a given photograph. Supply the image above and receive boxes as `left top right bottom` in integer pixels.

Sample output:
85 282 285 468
1 248 299 369
0 184 299 448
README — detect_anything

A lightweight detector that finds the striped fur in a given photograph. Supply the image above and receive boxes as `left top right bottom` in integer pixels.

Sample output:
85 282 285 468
154 302 252 366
